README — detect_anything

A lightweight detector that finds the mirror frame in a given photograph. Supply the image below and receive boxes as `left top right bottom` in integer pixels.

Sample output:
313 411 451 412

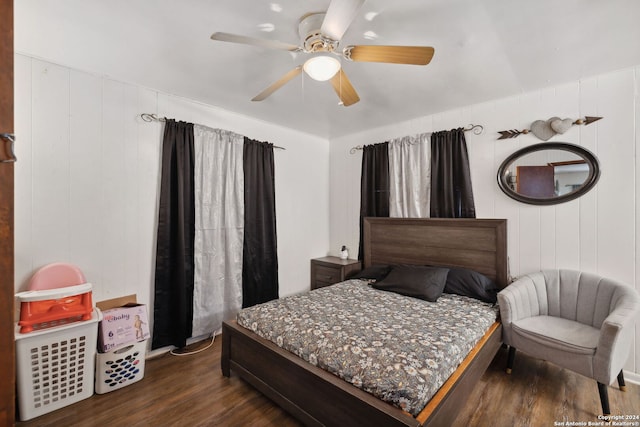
497 142 601 205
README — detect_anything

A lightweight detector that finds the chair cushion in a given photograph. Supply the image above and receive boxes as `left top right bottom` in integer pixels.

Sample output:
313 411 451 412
512 315 599 355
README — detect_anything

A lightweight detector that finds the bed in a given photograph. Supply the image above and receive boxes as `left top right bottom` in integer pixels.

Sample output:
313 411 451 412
221 218 508 427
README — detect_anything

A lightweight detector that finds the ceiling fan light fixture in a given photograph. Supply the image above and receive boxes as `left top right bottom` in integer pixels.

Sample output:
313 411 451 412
303 56 341 81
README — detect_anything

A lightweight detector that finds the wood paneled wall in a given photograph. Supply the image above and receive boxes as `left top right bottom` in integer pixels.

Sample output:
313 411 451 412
329 66 640 379
14 57 162 303
13 55 331 352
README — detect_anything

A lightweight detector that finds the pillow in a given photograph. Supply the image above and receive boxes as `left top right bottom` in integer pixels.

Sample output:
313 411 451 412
372 265 449 302
444 267 498 303
349 264 392 281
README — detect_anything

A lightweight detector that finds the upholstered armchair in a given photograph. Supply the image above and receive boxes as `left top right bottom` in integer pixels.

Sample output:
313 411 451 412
498 270 640 415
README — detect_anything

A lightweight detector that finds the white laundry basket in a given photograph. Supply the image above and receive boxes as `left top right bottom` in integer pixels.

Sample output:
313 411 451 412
95 340 146 394
15 309 99 421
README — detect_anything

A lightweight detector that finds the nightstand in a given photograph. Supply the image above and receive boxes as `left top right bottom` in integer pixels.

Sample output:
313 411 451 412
310 257 362 290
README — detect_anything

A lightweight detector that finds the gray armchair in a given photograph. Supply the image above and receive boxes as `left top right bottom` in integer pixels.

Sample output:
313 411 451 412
498 269 640 415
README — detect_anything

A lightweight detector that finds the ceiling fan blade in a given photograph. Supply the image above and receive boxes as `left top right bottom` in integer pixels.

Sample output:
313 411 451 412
211 32 300 52
321 0 365 41
252 66 303 102
345 45 435 65
330 69 360 106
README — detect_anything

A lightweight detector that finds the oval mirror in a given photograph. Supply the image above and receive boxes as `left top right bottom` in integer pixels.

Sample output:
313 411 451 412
497 142 600 205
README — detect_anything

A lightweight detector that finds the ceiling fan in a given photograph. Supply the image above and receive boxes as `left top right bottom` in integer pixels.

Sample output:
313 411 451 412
210 0 435 106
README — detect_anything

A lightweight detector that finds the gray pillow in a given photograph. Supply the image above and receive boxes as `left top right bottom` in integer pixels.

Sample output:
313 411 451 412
372 265 449 302
349 264 392 281
444 267 498 303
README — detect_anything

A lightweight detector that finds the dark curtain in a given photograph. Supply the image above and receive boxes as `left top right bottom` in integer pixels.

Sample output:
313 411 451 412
242 138 279 308
430 128 476 218
152 120 195 349
358 142 390 260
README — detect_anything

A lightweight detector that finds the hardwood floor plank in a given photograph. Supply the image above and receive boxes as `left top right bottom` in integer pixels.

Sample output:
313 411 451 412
16 340 640 426
456 346 640 427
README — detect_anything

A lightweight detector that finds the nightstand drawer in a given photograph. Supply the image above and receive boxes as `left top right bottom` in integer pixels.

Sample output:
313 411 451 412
310 257 362 290
314 265 341 285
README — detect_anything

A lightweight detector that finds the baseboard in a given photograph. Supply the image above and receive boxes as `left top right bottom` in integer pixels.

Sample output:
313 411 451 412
146 331 220 360
624 370 640 385
146 346 170 359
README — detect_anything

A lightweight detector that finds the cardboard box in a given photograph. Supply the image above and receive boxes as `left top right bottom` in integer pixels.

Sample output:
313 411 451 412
97 295 150 353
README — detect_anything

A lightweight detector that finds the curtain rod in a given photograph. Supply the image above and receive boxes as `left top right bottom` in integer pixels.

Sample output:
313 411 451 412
348 124 484 154
139 113 286 150
140 113 166 123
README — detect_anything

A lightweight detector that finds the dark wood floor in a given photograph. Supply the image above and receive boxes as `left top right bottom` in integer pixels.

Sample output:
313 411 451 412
16 337 640 427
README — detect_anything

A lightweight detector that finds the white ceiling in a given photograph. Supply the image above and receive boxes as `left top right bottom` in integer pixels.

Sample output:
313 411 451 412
14 0 640 139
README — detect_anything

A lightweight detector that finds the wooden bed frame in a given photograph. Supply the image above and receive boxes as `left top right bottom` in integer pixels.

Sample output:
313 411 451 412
222 218 508 426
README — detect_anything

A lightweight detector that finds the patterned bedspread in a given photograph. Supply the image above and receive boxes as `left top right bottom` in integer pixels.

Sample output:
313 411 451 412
236 279 499 416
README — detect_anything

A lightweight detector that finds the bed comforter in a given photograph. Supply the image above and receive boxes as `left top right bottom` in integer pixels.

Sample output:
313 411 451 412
236 279 498 416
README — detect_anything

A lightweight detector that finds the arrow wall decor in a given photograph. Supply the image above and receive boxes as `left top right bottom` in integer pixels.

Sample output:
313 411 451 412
498 116 602 141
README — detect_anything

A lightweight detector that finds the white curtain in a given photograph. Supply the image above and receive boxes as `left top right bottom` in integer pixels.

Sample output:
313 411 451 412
192 125 244 337
388 133 431 217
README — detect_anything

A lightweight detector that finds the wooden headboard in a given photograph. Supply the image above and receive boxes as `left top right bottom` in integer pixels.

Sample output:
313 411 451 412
363 218 508 289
